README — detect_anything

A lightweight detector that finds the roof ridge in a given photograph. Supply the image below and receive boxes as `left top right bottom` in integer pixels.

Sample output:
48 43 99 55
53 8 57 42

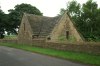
24 13 55 18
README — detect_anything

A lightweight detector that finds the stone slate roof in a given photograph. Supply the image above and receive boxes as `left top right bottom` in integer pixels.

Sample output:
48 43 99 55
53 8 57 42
26 14 61 36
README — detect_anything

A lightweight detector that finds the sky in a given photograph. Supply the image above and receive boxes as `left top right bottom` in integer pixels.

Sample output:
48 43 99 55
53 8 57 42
0 0 100 17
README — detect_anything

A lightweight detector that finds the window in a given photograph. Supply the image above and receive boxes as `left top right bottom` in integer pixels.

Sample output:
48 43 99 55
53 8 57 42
47 37 51 40
23 23 25 31
66 30 69 39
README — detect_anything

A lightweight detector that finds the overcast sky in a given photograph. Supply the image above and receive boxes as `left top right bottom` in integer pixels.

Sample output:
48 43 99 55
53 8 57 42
0 0 100 17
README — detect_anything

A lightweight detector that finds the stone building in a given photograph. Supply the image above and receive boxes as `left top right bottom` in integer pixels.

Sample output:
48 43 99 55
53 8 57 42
18 12 83 44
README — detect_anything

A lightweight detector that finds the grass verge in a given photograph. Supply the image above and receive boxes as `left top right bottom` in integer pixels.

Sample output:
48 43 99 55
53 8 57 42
0 43 100 66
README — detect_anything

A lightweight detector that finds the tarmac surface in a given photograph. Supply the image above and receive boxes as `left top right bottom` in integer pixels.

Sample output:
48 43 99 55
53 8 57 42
0 46 88 66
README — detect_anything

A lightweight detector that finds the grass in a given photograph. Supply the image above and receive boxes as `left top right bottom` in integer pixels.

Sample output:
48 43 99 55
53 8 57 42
0 43 100 66
4 35 17 39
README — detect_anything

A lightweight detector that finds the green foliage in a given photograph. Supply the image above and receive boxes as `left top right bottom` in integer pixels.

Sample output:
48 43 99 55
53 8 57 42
59 8 66 15
60 0 100 41
66 0 81 17
0 10 7 38
80 0 100 41
0 43 100 66
0 10 5 32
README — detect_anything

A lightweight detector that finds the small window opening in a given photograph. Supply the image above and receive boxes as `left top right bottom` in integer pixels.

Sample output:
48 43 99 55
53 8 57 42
66 30 69 39
23 23 25 31
47 37 51 40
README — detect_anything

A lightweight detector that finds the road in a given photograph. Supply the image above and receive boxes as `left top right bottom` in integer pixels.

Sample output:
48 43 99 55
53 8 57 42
0 46 88 66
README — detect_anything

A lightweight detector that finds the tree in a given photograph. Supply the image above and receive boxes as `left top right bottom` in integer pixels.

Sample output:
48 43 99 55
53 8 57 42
80 0 99 41
66 0 81 29
0 9 5 38
8 3 43 34
59 8 66 15
66 0 81 17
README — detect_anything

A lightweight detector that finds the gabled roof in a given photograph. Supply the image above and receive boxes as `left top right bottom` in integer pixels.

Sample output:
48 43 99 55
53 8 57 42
25 14 61 36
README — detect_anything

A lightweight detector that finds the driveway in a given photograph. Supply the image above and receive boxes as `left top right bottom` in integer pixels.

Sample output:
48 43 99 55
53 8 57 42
0 46 88 66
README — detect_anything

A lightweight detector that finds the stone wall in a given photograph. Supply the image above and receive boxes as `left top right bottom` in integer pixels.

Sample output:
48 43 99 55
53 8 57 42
0 39 17 44
0 39 100 55
32 40 100 55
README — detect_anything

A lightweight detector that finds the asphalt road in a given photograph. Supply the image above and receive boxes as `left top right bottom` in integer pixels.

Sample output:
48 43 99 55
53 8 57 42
0 46 88 66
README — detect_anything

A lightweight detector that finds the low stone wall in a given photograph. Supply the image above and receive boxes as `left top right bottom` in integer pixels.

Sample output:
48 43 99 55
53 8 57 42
32 40 100 55
0 39 100 55
0 39 18 44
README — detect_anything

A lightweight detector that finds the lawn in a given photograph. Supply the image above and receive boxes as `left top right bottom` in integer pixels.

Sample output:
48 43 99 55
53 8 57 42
0 43 100 66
